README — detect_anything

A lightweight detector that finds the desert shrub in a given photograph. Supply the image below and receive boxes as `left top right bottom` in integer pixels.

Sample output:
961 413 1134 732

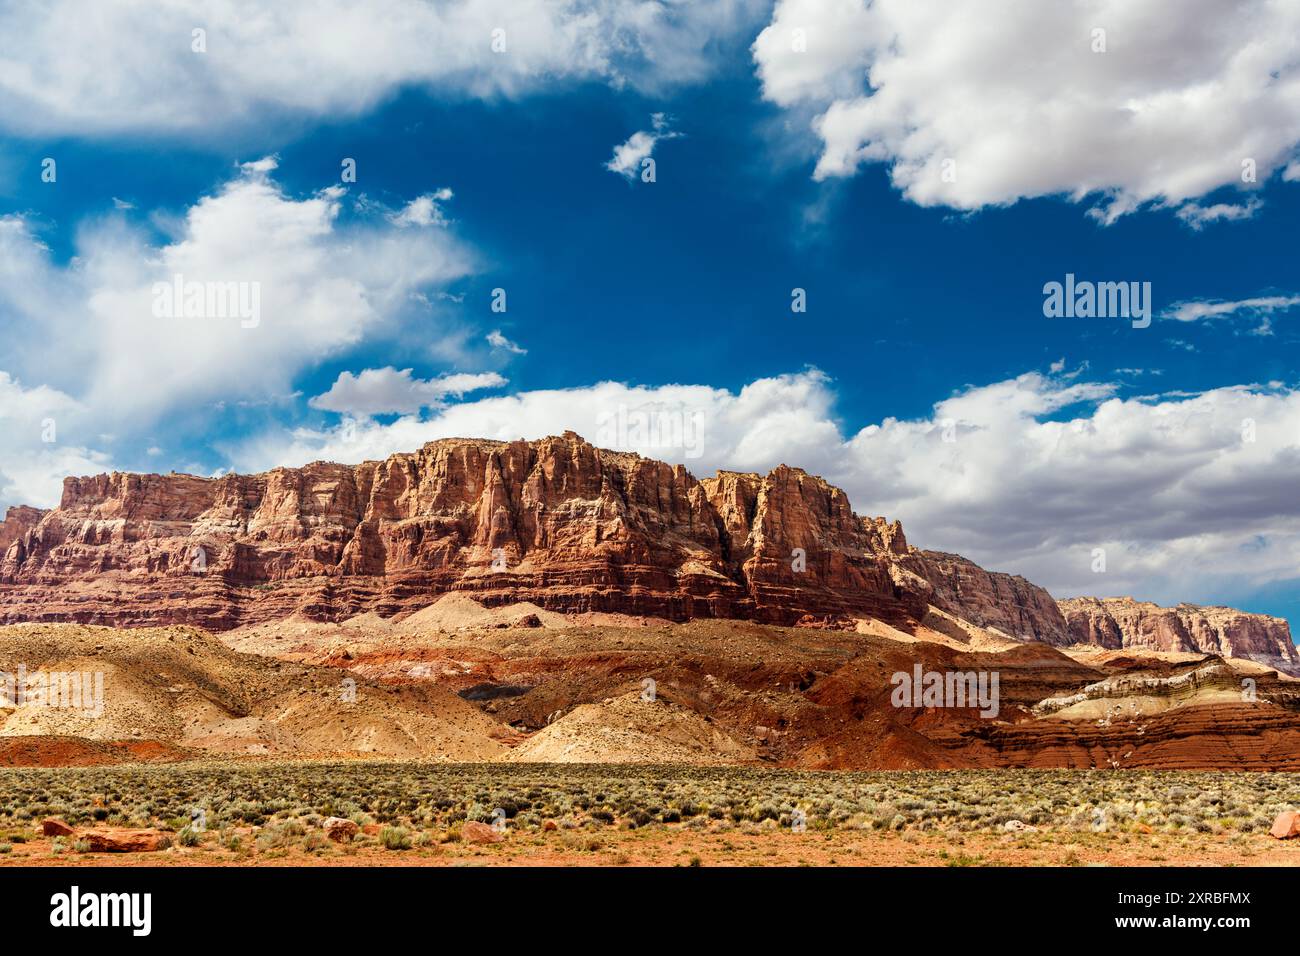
255 820 304 851
380 826 412 850
301 832 328 854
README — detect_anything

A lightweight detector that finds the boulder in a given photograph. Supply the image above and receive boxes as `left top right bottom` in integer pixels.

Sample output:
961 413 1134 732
462 821 505 845
1270 811 1300 839
41 818 75 837
322 817 358 842
80 829 169 852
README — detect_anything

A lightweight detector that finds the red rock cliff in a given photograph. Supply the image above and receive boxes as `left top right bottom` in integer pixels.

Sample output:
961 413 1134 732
1057 596 1299 671
1 433 1293 675
0 433 935 630
904 550 1072 644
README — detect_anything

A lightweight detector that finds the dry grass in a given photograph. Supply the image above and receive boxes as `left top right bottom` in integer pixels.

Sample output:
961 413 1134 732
0 762 1296 839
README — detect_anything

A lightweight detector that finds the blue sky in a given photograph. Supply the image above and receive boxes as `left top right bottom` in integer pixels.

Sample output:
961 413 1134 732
1 0 1299 627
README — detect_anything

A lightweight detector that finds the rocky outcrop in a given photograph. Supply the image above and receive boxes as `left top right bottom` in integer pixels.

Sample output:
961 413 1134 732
80 828 170 853
1270 812 1300 839
322 817 358 842
0 506 45 555
699 467 931 625
1057 597 1299 673
0 433 934 630
1031 658 1237 716
0 433 1294 676
904 551 1070 644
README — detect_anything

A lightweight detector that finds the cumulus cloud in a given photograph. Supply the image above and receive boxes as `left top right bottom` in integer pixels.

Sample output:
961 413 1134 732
0 0 765 138
0 372 110 509
309 367 506 416
231 370 846 490
753 0 1300 221
0 159 483 507
605 113 679 179
230 366 1300 610
0 158 473 424
389 189 455 228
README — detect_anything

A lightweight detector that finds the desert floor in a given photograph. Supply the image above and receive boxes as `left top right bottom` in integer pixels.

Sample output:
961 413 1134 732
7 822 1300 867
3 762 1299 866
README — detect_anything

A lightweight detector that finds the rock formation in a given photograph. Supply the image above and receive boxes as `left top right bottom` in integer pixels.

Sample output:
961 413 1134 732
0 432 1294 673
1058 596 1299 672
0 433 932 630
903 551 1070 644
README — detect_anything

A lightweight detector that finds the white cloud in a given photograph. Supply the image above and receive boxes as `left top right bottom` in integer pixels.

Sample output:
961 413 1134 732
309 367 506 417
0 158 474 425
1175 198 1263 230
0 372 110 509
751 0 880 106
486 329 527 354
0 0 765 138
753 0 1300 221
605 113 679 179
232 370 842 479
389 190 454 228
1164 294 1300 335
231 366 1300 610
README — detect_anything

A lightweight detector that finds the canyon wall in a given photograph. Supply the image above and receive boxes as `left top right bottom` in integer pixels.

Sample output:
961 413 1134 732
1058 596 1299 670
0 433 933 630
1 432 1294 672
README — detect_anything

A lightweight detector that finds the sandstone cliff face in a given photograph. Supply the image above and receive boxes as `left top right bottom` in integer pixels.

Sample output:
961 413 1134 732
0 506 45 555
903 550 1071 644
699 467 930 625
0 433 934 630
1 433 1294 676
1057 596 1299 671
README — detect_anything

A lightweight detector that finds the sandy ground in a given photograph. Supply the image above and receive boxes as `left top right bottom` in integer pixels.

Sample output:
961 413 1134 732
5 825 1299 867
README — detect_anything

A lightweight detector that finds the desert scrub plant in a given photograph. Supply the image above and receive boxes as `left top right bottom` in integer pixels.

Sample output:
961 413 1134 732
380 826 412 850
255 820 304 851
0 763 1292 840
301 832 328 854
177 826 202 847
560 832 604 852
